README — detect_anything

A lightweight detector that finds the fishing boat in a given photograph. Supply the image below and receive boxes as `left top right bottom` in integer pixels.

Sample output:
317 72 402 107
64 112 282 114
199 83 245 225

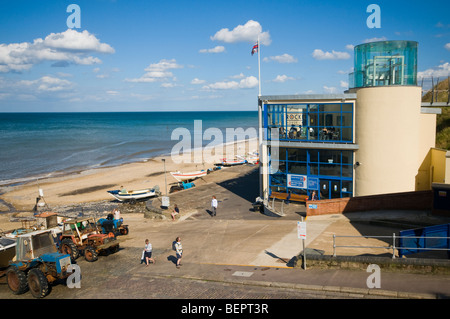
246 152 259 164
170 170 207 182
237 152 259 164
107 187 159 203
0 237 16 268
219 158 247 166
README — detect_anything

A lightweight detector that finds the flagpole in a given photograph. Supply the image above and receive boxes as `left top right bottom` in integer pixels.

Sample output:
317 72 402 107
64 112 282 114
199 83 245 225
257 35 261 97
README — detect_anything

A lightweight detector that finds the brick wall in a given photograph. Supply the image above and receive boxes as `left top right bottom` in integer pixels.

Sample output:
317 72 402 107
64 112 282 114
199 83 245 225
306 190 433 216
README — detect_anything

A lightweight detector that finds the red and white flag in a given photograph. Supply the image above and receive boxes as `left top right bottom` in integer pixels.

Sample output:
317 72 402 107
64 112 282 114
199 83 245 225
251 42 258 55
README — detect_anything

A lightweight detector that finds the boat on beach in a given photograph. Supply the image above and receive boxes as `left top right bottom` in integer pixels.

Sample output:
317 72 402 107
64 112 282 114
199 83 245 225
219 158 247 166
107 187 159 203
170 170 207 182
237 152 259 164
0 237 16 268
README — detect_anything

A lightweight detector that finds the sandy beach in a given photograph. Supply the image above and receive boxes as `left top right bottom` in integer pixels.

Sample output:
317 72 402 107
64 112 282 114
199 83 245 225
0 138 258 230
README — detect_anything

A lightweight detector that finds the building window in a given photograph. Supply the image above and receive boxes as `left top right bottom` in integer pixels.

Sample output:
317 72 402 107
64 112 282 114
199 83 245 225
265 103 353 143
268 147 353 199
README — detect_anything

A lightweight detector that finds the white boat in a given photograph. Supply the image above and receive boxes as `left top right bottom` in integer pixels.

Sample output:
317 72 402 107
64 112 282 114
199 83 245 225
107 187 159 202
220 158 247 166
0 237 16 268
237 153 259 164
170 170 207 182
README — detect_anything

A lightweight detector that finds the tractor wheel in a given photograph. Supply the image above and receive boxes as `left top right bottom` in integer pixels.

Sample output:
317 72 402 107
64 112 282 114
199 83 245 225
120 226 129 235
6 267 28 295
129 198 137 205
27 268 49 298
84 246 98 262
61 238 79 260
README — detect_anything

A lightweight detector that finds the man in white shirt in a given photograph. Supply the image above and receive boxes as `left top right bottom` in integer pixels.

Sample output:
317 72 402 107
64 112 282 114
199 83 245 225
211 196 218 217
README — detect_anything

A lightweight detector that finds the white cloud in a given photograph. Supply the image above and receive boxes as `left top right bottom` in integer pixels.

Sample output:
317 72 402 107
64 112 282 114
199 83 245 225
42 29 114 53
191 78 206 84
202 76 258 90
263 54 297 63
345 44 354 51
0 29 114 72
125 59 183 83
445 43 450 51
418 62 450 79
199 46 225 53
323 86 338 94
340 80 349 88
312 49 350 60
211 20 271 45
363 36 387 43
18 75 73 92
229 73 245 79
272 75 295 83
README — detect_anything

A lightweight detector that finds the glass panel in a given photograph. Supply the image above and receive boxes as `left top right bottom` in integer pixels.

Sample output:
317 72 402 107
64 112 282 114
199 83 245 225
341 180 353 196
341 151 353 164
341 127 352 141
319 150 341 164
341 113 352 127
270 173 286 187
288 162 307 175
342 103 353 112
319 163 341 177
287 149 307 162
342 165 353 178
310 163 319 175
309 150 319 163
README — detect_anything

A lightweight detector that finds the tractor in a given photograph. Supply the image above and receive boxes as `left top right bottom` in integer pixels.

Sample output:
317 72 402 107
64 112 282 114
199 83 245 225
5 229 72 298
97 213 129 236
58 217 120 262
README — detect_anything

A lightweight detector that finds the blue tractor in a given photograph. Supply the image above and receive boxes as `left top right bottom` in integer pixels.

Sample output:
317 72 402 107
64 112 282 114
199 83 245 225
97 213 129 236
5 229 73 298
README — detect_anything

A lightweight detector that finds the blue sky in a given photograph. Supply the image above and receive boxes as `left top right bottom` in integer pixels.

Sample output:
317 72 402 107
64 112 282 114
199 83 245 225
0 0 449 112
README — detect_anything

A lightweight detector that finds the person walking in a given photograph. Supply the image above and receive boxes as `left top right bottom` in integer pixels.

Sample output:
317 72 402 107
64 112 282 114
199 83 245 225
143 239 155 266
171 204 179 221
211 195 218 217
174 236 183 268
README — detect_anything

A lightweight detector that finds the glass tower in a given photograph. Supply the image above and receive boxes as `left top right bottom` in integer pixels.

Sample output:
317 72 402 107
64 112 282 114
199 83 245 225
350 40 418 88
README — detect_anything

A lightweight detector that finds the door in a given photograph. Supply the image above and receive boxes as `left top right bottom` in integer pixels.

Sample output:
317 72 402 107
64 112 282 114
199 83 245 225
319 180 341 199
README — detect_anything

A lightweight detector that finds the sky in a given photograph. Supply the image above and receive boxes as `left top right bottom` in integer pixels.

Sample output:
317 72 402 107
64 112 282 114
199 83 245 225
0 0 449 112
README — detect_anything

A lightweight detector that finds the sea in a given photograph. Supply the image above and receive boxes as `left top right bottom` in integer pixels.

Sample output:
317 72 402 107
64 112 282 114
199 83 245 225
0 111 258 186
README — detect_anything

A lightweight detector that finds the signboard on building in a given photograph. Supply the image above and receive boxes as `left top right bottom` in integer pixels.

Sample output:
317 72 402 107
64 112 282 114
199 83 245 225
307 177 319 190
287 174 307 189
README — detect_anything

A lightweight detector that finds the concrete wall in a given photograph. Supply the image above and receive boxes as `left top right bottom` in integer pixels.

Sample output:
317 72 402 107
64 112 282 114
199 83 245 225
355 86 423 196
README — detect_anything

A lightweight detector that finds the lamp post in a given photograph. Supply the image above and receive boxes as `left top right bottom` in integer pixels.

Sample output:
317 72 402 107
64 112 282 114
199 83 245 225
162 158 167 196
161 158 169 208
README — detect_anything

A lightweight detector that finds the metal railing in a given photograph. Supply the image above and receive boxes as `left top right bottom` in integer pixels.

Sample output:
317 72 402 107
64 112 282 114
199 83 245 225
332 234 450 259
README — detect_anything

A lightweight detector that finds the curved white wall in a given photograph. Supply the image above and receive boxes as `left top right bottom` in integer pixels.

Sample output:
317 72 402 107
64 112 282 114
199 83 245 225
355 86 422 196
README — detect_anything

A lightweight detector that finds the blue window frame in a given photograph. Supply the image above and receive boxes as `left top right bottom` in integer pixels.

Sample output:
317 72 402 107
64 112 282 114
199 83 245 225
265 103 353 143
268 147 353 199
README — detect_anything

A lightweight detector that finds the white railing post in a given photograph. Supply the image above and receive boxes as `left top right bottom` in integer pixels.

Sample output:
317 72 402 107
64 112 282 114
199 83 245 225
392 233 396 259
333 234 336 257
